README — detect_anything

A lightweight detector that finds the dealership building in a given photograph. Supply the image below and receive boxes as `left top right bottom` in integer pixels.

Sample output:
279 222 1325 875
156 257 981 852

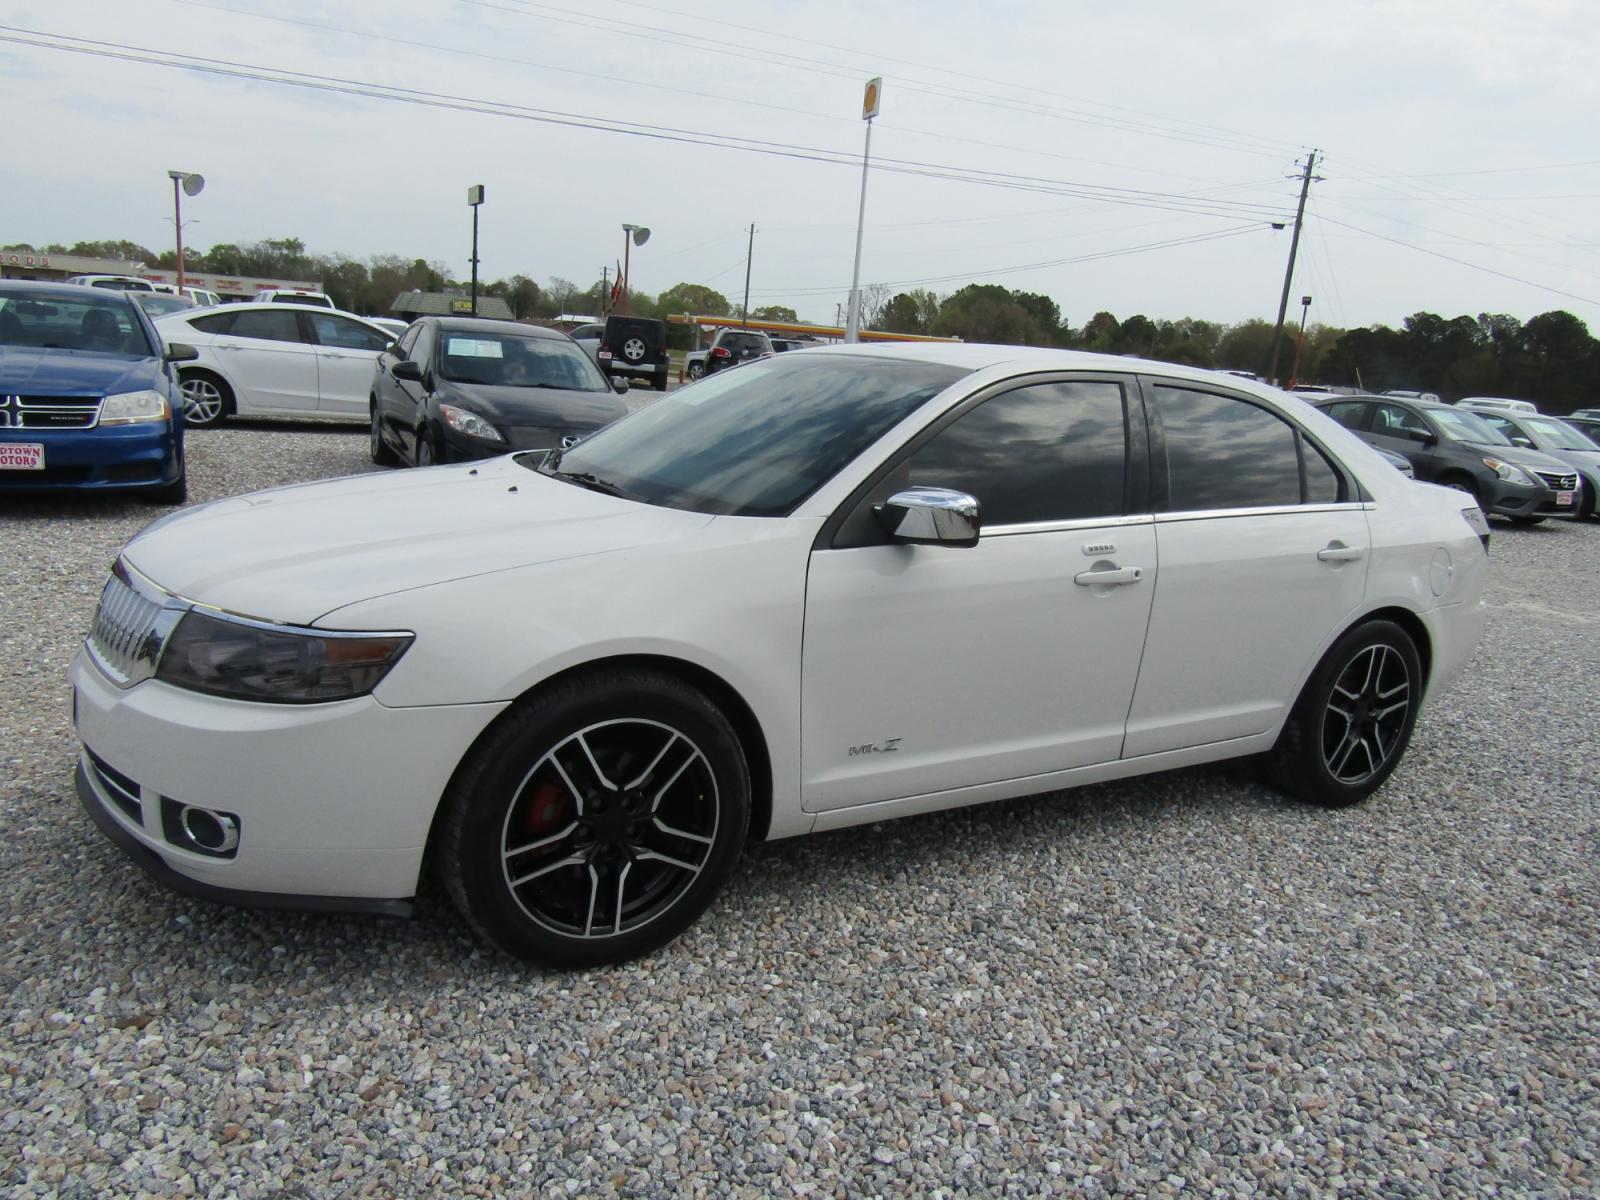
0 249 319 299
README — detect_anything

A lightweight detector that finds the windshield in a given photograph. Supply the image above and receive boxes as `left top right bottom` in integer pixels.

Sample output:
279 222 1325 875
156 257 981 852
437 330 610 391
0 288 156 357
1523 417 1598 450
536 353 969 516
1431 407 1510 445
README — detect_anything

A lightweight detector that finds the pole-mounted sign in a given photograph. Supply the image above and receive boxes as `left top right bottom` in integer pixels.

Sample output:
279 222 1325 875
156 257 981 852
862 76 883 120
845 78 882 343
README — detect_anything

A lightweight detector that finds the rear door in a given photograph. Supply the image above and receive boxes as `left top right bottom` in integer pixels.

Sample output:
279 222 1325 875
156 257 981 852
306 312 392 415
1123 380 1369 757
212 308 320 412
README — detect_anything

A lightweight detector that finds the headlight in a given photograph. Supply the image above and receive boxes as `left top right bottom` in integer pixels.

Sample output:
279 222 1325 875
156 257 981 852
155 608 413 703
1482 457 1535 486
439 404 505 443
100 389 169 426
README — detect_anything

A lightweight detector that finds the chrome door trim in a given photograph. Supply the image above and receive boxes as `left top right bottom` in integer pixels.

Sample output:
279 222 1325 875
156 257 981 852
983 513 1155 538
1154 502 1369 524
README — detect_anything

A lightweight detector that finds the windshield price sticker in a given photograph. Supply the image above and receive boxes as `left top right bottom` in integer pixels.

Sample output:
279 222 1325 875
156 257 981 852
445 338 504 359
0 443 45 470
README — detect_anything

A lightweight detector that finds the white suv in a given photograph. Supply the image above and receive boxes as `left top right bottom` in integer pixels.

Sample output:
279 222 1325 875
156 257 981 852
1458 396 1539 415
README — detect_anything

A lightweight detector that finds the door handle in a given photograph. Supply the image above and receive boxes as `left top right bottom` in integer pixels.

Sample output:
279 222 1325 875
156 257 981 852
1074 565 1143 587
1317 543 1365 563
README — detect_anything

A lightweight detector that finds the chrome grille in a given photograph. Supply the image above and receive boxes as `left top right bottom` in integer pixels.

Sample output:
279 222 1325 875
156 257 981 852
1535 470 1579 491
86 567 179 687
0 395 101 429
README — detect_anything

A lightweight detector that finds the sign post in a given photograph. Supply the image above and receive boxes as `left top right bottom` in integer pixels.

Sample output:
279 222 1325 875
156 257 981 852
844 77 882 345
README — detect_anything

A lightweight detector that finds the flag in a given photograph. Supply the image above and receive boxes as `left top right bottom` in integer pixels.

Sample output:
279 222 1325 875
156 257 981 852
609 261 623 308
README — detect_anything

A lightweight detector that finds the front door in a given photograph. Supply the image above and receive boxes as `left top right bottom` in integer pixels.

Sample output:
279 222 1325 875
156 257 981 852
307 313 392 416
801 377 1155 811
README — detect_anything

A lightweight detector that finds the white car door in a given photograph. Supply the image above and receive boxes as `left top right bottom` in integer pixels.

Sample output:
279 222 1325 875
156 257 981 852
306 313 392 416
1122 380 1370 757
801 376 1156 812
211 308 320 413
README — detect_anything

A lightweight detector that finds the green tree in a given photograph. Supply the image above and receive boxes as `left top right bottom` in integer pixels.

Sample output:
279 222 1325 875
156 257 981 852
752 305 798 322
655 282 732 317
1079 311 1119 352
878 292 927 335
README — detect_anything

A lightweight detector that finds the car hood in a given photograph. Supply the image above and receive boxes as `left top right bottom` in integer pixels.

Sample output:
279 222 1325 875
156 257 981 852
441 381 629 429
1463 441 1574 473
0 346 162 395
123 455 715 625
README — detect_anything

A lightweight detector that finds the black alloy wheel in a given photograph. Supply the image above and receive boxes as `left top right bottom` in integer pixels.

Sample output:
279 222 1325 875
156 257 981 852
437 670 750 966
1265 619 1423 808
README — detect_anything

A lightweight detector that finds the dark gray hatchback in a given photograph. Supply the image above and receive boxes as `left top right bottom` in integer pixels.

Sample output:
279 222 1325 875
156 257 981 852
1315 394 1579 523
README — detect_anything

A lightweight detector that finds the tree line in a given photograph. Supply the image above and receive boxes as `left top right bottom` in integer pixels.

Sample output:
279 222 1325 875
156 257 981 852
12 238 1597 412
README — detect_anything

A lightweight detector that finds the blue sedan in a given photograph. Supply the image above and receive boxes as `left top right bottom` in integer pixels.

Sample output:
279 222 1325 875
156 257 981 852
1 280 190 503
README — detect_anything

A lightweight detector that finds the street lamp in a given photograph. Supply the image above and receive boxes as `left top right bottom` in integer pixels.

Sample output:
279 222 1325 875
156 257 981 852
467 184 485 317
1288 295 1313 390
166 170 204 294
620 223 650 315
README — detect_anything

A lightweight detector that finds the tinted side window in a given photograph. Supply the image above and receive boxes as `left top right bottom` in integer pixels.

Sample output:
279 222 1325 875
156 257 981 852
1373 404 1429 436
309 313 389 351
1155 387 1301 511
1303 440 1342 504
1323 401 1369 431
396 324 421 358
906 381 1128 526
229 310 305 343
411 325 436 369
190 311 234 334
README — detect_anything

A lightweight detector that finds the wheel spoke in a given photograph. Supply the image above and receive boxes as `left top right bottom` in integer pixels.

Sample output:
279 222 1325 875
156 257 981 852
636 847 700 873
651 748 705 812
1358 647 1380 696
504 822 578 860
1374 698 1410 720
576 732 618 792
508 852 585 888
582 864 601 937
612 860 632 935
623 731 679 791
548 757 588 817
652 816 714 845
1329 732 1362 776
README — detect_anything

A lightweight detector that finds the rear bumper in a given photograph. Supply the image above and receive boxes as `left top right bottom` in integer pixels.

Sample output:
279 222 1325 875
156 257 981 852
0 424 181 491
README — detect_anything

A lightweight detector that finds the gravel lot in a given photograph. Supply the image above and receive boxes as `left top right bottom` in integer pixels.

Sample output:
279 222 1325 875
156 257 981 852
3 422 1597 1197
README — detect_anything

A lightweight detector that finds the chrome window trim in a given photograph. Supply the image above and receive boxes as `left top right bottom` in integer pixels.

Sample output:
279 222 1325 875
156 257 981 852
983 513 1155 538
1155 501 1369 523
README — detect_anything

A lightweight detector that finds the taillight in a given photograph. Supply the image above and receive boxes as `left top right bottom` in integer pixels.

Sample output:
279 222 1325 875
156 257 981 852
711 346 731 358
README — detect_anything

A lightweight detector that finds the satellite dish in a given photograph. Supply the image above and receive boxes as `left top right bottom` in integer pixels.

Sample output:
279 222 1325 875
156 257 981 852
632 226 651 247
182 174 206 197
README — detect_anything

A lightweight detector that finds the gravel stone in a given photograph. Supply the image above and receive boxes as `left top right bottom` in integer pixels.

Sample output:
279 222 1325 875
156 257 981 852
2 421 1596 1196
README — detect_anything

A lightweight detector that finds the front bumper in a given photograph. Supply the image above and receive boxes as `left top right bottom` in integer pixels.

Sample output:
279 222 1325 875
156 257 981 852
71 648 508 906
1481 477 1556 519
0 423 181 491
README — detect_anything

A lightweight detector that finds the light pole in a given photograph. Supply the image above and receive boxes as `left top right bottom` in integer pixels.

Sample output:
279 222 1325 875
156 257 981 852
467 184 485 317
166 170 204 294
621 223 650 315
1287 294 1312 389
844 76 882 344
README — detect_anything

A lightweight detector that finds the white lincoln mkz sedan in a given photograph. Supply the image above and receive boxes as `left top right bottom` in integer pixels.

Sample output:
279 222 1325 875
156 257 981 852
72 345 1488 965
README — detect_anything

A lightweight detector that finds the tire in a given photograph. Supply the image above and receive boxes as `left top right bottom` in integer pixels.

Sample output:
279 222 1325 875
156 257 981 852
178 371 231 428
143 473 188 506
1265 619 1423 808
436 669 750 966
654 367 670 391
1438 474 1486 513
686 361 705 381
370 402 398 466
414 426 437 468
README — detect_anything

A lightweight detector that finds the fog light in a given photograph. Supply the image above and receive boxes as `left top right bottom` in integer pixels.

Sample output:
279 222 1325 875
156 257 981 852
161 797 240 857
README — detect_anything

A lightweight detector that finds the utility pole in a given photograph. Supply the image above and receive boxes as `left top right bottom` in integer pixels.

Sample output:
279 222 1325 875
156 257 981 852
467 184 485 317
845 77 883 344
741 223 756 327
1266 150 1318 385
601 265 609 315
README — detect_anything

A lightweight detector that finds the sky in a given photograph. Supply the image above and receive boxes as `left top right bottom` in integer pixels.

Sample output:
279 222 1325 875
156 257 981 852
2 0 1598 329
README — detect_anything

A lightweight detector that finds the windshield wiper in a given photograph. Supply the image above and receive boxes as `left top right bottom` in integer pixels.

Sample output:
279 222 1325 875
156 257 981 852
554 470 634 500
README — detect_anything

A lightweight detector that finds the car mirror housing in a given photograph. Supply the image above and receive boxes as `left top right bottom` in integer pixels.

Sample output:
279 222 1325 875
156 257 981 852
874 486 981 547
612 377 630 394
391 360 424 383
164 342 200 363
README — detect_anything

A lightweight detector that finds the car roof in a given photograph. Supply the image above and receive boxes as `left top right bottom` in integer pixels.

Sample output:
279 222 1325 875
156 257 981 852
431 317 567 340
0 278 141 302
801 341 1269 384
157 301 375 321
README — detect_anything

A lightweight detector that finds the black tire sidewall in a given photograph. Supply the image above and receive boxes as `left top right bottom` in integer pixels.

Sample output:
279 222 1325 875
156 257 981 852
1273 619 1423 808
442 672 750 967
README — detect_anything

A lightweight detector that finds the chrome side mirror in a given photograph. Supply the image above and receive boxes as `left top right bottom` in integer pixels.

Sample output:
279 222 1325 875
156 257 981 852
874 486 980 547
